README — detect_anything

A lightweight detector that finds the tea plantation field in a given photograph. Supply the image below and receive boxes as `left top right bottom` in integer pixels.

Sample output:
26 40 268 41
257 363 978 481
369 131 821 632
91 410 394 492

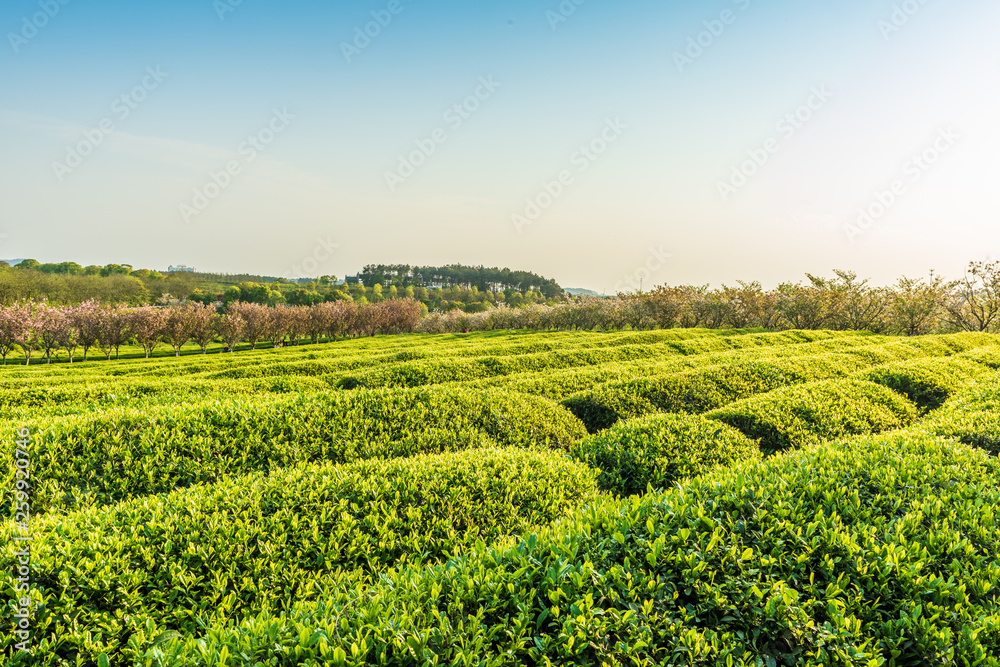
3 328 1000 666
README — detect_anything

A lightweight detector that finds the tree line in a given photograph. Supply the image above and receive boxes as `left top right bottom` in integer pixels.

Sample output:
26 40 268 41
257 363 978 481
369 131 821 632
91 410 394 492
622 264 1000 335
0 261 563 311
420 263 1000 335
0 299 422 364
1 262 997 364
357 264 564 298
191 280 558 314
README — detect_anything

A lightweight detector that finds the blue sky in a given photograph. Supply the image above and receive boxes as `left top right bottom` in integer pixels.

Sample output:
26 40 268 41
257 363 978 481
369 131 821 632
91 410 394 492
1 0 997 291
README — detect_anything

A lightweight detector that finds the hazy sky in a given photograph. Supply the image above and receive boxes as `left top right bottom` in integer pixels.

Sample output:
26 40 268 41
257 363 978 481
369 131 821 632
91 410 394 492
1 0 997 291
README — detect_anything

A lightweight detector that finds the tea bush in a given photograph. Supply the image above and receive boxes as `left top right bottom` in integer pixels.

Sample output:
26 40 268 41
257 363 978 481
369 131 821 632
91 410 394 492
659 329 845 356
0 448 598 665
334 346 679 389
706 379 918 453
863 357 989 411
4 328 1000 667
463 336 899 401
148 433 1000 666
956 344 1000 369
333 331 865 391
562 360 822 433
4 388 586 515
915 375 1000 455
570 413 761 496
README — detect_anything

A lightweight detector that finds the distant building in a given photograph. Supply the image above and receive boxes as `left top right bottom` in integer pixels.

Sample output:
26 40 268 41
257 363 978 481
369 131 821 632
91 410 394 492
167 265 196 273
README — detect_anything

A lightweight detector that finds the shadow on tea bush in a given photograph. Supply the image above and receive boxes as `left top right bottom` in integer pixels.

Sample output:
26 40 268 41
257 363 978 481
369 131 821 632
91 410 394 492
706 379 918 454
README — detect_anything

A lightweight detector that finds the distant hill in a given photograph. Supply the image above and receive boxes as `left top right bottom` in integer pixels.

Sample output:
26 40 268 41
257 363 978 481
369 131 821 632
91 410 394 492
564 287 604 297
0 259 24 266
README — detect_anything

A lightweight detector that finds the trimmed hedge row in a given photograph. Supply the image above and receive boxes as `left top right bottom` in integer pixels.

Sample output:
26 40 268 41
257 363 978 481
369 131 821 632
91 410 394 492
5 387 587 516
198 339 586 381
0 375 331 411
706 379 918 453
334 345 685 389
657 329 848 356
578 328 719 346
561 360 821 433
149 433 1000 666
206 357 367 380
0 331 581 382
556 334 994 433
863 356 990 411
570 413 761 496
0 448 598 665
916 375 1000 455
956 344 1000 369
332 331 868 390
198 333 709 382
463 362 689 401
812 333 988 366
0 378 338 430
1 331 962 407
457 336 898 401
908 331 998 353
